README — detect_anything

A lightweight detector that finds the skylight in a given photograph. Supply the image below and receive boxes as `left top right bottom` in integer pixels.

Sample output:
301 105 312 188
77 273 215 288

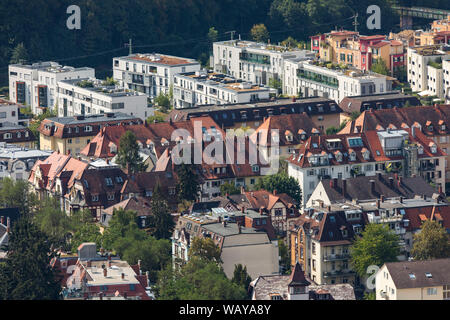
409 273 416 280
425 272 432 278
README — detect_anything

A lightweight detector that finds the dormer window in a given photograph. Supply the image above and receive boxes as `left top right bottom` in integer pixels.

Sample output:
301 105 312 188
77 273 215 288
285 130 293 142
418 145 424 154
272 132 280 143
85 125 92 132
335 151 343 162
362 148 370 160
349 150 356 161
430 143 437 154
109 142 117 154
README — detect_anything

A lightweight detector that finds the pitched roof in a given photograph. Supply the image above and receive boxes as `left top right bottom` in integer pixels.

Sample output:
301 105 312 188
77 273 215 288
102 196 153 217
320 174 439 203
385 258 450 289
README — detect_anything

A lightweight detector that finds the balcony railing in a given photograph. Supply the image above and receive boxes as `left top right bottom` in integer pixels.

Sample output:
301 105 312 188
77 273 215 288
419 163 436 171
239 53 270 65
323 253 350 262
323 269 356 278
297 69 339 88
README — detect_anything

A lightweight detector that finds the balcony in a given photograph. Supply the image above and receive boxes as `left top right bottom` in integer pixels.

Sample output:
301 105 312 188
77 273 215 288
323 269 356 278
239 52 270 65
419 162 436 171
323 253 350 262
297 69 338 88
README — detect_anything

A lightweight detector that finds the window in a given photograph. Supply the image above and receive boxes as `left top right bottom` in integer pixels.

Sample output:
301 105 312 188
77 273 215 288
107 194 115 201
427 288 437 295
92 195 99 202
105 177 113 186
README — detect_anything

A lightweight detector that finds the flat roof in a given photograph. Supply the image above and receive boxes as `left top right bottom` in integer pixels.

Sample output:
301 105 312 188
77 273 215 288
44 112 140 125
117 53 198 66
84 260 140 286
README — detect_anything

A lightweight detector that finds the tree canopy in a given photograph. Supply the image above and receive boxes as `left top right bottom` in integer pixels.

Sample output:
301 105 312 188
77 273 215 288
176 163 200 202
116 130 147 173
0 215 61 300
411 220 450 260
250 24 270 43
255 172 302 205
350 224 401 277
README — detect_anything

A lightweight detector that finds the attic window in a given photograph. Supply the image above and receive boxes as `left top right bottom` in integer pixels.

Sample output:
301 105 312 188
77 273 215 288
115 176 123 183
418 146 424 154
425 272 432 278
409 273 416 280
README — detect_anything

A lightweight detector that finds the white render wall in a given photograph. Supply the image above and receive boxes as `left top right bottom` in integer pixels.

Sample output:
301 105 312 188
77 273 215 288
56 80 152 120
9 62 95 114
113 54 200 100
427 65 444 98
288 161 377 208
443 59 450 103
173 73 270 109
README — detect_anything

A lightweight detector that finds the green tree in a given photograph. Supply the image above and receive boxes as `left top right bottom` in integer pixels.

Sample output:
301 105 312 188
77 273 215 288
0 215 61 300
102 208 139 251
156 257 246 300
207 27 219 44
0 177 37 216
250 24 269 43
154 92 172 113
278 239 291 274
176 163 200 202
220 182 240 196
411 220 450 260
189 237 222 263
116 131 147 174
10 42 29 64
255 172 302 205
102 77 118 86
370 57 390 76
148 184 175 240
34 197 71 250
350 224 401 277
232 264 252 297
268 77 282 95
70 223 102 253
146 111 166 124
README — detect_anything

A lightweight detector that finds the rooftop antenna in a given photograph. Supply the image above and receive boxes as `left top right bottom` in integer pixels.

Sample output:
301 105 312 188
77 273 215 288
225 31 236 41
125 38 133 55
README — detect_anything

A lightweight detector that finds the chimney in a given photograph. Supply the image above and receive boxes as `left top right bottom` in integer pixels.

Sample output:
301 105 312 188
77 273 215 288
223 220 227 227
241 207 245 214
87 260 92 267
273 189 277 196
146 271 150 287
138 259 141 272
121 273 125 280
370 180 375 194
380 195 385 202
388 177 394 188
399 196 403 203
123 292 128 299
6 217 10 233
259 208 264 215
438 184 443 194
327 205 331 212
376 199 381 208
218 216 222 223
99 292 103 300
398 176 402 186
423 194 427 200
237 222 241 234
240 186 245 194
320 201 324 208
342 179 347 197
0 216 4 225
292 97 296 102
377 172 382 180
103 268 108 277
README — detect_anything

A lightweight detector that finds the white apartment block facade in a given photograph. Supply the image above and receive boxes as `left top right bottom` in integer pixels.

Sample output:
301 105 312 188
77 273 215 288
173 70 270 109
56 78 153 120
407 46 450 95
212 40 314 89
9 62 95 114
113 53 200 100
443 59 450 103
284 60 394 103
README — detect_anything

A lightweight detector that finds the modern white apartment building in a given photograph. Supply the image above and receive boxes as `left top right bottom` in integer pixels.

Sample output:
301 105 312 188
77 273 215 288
212 40 315 88
9 61 95 114
0 99 30 126
173 70 271 109
56 78 152 120
407 45 450 95
113 53 200 100
443 58 450 103
284 60 394 103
